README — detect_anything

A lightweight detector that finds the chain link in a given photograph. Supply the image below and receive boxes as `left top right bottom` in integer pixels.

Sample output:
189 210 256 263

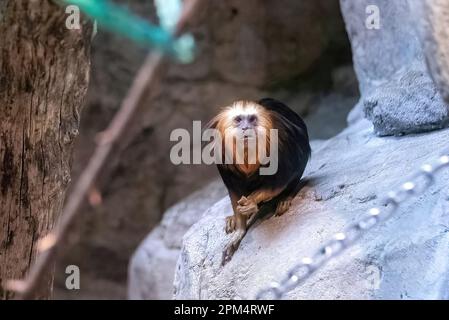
256 149 449 300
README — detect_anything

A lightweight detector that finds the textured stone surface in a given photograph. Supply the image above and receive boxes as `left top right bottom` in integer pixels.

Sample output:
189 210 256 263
173 120 449 299
363 68 449 136
128 181 226 299
340 0 449 135
419 0 449 102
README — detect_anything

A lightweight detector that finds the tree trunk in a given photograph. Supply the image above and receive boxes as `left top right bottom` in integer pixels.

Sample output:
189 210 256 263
0 1 91 299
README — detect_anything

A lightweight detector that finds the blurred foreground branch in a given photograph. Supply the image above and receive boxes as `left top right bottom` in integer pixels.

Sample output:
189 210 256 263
6 0 202 299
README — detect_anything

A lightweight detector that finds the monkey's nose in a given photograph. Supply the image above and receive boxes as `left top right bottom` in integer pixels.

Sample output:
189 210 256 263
241 120 252 131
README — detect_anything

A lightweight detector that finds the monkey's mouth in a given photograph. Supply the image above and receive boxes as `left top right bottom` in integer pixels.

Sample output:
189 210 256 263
235 129 257 142
241 135 256 142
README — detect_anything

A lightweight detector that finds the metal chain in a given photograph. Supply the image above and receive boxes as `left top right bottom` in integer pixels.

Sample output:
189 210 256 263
256 148 449 300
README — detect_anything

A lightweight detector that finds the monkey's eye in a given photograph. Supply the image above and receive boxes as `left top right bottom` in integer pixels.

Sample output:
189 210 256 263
234 116 242 123
248 115 257 123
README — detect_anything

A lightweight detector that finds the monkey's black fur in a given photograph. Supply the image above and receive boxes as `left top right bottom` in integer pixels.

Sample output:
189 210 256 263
217 98 311 206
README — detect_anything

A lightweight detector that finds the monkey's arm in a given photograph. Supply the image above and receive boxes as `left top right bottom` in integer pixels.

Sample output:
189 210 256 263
225 191 245 234
223 190 249 264
229 191 239 214
236 188 283 218
223 188 283 265
247 188 283 203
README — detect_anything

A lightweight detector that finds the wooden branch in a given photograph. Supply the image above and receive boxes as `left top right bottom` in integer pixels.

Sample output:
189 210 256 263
6 0 203 299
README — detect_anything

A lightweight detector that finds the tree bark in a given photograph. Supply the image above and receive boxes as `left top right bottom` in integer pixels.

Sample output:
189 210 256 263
0 1 91 299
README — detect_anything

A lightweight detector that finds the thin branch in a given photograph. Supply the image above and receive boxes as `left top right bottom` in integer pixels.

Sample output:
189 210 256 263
7 0 203 299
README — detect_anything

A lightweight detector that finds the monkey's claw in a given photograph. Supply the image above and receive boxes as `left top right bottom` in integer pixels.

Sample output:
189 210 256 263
275 198 292 216
236 196 258 217
222 242 236 265
222 230 245 265
225 215 236 234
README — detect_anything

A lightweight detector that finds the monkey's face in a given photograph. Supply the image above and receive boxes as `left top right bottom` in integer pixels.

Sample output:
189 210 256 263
210 101 272 172
229 110 259 142
207 101 274 174
219 101 272 144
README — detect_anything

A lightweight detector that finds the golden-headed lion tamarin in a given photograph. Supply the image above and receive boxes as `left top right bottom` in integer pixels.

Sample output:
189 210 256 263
207 98 311 264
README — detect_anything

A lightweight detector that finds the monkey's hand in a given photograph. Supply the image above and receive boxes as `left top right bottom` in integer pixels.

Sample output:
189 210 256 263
275 197 292 217
236 196 258 218
225 215 236 234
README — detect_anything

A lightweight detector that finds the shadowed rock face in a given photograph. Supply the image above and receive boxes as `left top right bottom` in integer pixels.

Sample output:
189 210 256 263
173 120 449 299
341 0 449 136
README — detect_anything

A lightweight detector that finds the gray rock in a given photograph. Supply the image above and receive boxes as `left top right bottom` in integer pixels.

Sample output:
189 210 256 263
174 120 449 299
418 0 449 102
128 181 226 299
364 68 449 136
128 141 325 299
340 0 449 135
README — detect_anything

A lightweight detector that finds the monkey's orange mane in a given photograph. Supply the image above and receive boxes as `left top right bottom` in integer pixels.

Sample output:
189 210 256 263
208 101 274 176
